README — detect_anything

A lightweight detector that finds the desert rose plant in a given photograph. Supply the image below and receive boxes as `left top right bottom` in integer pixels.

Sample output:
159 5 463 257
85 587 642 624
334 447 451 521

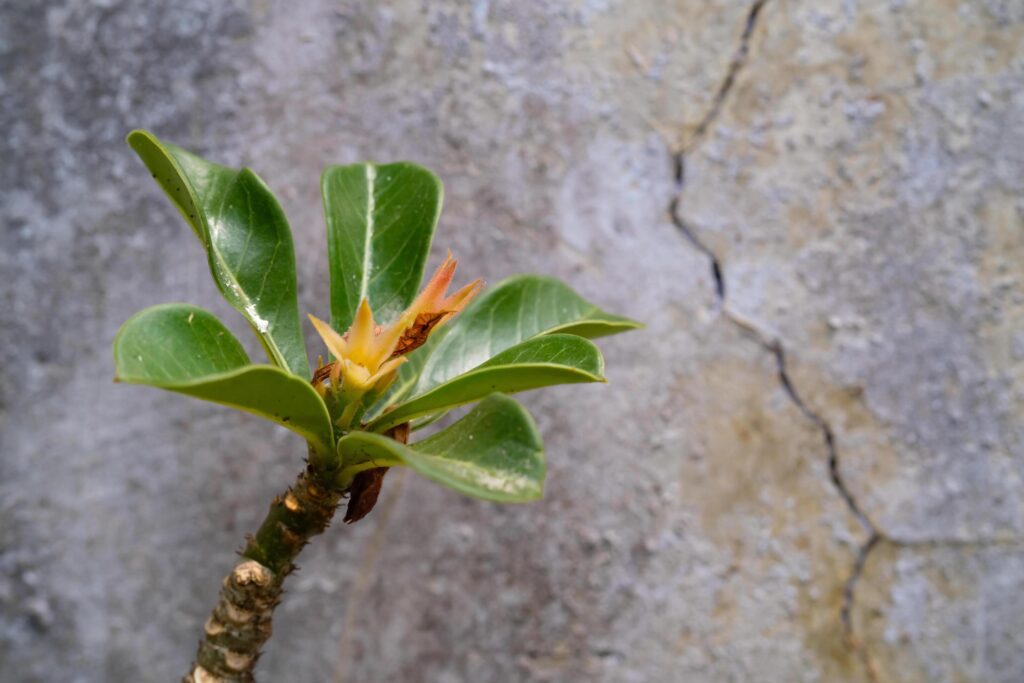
113 130 639 682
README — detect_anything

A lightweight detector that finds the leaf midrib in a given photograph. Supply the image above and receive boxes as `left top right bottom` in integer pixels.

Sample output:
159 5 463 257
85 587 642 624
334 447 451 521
208 170 290 371
358 164 376 304
134 132 294 375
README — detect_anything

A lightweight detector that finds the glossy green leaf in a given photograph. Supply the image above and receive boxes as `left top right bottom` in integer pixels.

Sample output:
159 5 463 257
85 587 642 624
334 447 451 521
409 275 639 395
127 130 309 378
322 162 442 331
113 304 333 455
368 334 604 432
338 394 544 502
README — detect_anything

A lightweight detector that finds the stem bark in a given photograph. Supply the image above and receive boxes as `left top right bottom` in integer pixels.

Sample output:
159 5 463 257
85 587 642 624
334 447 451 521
182 426 407 682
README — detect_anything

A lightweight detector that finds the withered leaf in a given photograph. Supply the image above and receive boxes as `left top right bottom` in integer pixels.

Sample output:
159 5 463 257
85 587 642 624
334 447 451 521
391 312 448 357
342 423 409 523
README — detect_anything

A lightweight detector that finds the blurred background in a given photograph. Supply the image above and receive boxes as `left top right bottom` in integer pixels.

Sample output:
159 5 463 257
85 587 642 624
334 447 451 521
2 1 1023 681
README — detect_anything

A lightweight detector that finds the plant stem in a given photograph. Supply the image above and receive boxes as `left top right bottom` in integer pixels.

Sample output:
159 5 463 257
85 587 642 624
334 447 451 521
182 458 344 683
181 424 407 683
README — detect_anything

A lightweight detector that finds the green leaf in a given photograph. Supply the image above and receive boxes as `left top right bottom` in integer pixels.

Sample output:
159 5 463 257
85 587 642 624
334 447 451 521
338 394 544 502
114 304 333 456
409 275 640 395
127 130 310 378
322 162 442 331
368 334 604 432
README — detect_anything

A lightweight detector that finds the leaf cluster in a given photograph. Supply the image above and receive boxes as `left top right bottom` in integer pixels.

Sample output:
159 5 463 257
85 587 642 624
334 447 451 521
114 131 638 502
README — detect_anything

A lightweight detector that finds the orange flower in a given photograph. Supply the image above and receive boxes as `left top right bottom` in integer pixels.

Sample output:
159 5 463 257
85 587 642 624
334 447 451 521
392 251 483 356
310 251 483 401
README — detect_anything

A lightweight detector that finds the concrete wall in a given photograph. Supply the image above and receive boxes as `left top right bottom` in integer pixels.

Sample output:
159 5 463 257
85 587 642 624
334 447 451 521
2 1 1022 681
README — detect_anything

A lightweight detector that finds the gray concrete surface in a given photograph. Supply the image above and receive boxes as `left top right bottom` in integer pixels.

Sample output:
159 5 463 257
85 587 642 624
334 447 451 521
2 1 1022 681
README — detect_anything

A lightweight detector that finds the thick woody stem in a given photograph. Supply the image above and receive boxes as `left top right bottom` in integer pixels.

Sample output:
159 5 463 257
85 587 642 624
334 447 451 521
182 462 343 683
182 425 409 683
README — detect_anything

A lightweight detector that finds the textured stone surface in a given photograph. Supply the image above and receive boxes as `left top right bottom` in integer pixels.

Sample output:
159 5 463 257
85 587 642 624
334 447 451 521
1 1 1021 681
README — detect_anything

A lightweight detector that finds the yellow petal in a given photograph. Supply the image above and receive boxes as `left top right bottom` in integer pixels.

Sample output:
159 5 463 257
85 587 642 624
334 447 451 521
368 355 407 392
368 318 407 368
340 358 373 390
309 315 348 360
347 298 377 364
377 355 407 377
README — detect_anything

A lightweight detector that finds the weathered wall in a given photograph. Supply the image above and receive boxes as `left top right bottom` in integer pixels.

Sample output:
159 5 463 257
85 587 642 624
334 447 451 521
2 1 1022 681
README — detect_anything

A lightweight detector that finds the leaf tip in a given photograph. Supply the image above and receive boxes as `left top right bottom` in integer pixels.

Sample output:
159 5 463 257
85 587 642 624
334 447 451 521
125 128 155 150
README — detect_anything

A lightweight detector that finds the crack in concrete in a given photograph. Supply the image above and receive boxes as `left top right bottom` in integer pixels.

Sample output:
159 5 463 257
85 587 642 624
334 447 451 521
885 534 1024 552
664 1 884 680
841 534 883 683
726 311 883 682
683 0 769 153
668 0 769 295
724 311 878 534
834 532 1024 683
664 3 1024 680
668 158 724 299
